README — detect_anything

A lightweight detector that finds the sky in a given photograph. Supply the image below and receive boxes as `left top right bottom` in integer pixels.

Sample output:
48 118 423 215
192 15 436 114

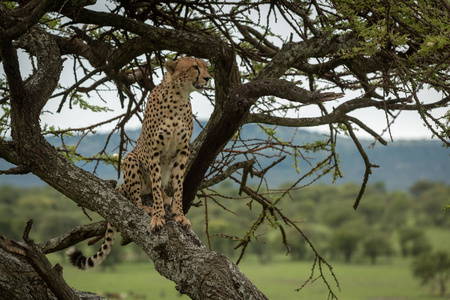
38 72 446 141
4 44 446 142
2 1 449 142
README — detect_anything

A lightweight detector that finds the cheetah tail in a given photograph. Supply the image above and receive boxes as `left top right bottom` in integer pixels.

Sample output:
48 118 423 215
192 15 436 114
66 222 116 270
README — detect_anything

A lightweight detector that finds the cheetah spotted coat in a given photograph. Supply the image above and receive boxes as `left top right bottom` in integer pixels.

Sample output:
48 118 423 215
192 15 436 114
68 57 211 270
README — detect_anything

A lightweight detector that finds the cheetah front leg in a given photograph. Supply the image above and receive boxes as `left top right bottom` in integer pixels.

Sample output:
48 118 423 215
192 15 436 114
149 155 166 231
171 148 191 229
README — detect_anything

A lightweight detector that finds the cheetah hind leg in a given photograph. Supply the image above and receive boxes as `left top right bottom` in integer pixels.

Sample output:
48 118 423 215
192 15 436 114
119 153 153 216
118 180 152 215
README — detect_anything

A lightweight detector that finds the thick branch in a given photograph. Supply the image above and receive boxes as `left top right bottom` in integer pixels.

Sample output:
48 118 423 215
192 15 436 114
38 221 107 254
16 26 62 114
256 33 358 79
0 140 21 166
183 86 256 213
0 240 104 300
0 222 79 300
241 78 344 103
60 7 224 59
246 95 441 128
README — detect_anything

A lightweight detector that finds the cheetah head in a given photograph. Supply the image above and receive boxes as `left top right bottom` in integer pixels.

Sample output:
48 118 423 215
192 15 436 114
164 57 211 94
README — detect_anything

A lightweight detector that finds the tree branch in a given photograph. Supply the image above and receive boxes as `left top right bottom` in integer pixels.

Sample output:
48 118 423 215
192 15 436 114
342 120 379 210
199 159 256 190
0 220 80 300
241 78 344 103
38 221 107 254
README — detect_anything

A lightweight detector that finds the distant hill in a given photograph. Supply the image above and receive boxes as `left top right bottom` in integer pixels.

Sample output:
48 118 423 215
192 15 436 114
0 122 448 190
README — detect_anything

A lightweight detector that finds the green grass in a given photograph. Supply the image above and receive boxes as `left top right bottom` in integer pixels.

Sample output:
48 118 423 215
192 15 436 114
241 258 436 300
59 259 186 299
52 254 442 300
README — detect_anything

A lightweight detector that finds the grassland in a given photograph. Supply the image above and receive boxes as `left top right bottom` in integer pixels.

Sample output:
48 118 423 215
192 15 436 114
52 254 444 300
49 225 450 300
5 183 446 299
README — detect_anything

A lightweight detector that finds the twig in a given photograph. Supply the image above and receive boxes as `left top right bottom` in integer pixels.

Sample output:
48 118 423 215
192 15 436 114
204 194 212 251
343 120 379 210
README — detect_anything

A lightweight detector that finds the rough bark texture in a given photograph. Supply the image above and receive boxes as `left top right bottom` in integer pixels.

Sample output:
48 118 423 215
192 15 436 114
0 247 103 300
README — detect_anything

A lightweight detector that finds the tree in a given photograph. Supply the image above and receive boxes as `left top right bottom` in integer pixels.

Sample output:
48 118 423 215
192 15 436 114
328 226 362 263
398 227 431 257
362 232 393 264
0 0 449 299
412 250 450 297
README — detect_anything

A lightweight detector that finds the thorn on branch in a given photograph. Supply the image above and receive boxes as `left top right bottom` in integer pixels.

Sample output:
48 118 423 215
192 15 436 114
80 205 93 221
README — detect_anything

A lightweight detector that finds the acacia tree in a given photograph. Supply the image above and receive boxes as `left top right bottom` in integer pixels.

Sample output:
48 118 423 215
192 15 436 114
0 0 449 299
412 250 450 297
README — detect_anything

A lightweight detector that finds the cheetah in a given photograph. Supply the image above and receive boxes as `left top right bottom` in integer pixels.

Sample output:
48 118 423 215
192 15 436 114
67 57 211 270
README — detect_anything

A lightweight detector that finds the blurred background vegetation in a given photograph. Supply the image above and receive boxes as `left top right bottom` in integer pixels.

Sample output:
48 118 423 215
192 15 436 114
1 179 449 299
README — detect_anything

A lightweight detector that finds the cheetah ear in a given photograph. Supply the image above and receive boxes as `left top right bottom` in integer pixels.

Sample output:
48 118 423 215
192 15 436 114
165 60 177 75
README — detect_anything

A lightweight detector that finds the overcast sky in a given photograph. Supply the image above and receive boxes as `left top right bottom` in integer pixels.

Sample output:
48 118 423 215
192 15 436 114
4 49 444 141
39 78 445 141
2 1 448 142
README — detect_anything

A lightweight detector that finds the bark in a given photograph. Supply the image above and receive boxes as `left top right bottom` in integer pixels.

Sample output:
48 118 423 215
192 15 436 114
0 6 268 299
0 245 103 300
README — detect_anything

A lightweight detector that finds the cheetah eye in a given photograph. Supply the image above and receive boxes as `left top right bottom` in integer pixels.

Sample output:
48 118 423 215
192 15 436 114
192 66 199 71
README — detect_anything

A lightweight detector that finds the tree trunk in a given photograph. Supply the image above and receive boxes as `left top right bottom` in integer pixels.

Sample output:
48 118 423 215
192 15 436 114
0 13 267 299
439 277 446 297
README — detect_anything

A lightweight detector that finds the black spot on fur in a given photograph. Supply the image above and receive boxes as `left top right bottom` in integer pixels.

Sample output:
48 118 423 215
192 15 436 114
87 257 94 267
67 248 88 270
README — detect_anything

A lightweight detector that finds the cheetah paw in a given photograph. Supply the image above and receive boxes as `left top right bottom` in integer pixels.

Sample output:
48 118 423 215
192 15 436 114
174 215 191 230
150 216 166 231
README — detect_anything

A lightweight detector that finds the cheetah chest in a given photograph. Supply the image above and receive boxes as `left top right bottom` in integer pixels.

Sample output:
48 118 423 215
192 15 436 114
156 121 190 187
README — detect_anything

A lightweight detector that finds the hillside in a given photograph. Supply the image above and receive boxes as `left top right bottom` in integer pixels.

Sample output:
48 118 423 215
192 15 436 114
0 123 448 190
